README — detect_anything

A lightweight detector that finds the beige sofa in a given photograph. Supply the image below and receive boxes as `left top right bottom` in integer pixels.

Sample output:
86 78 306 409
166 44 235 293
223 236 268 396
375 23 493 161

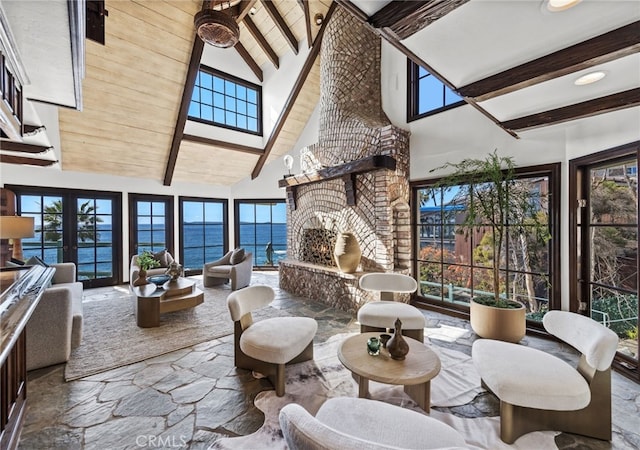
203 249 252 291
26 262 84 371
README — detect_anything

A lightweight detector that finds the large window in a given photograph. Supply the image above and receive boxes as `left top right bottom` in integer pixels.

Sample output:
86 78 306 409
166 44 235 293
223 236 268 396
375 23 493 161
129 194 174 260
412 164 560 325
407 59 464 122
180 197 228 275
188 65 261 135
571 142 638 380
235 200 286 267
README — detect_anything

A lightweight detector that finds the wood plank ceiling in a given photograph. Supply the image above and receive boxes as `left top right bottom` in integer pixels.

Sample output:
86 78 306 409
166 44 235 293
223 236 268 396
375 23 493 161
54 0 331 186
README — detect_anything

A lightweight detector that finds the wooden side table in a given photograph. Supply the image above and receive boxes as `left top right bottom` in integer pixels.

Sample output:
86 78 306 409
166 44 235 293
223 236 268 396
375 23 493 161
338 332 441 411
133 277 204 327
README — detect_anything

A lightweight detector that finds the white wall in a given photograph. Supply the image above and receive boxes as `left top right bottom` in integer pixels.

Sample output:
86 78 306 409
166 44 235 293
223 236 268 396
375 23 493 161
380 40 640 310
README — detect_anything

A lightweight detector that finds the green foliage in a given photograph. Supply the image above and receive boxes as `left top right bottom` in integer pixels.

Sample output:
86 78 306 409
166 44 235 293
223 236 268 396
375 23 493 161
136 251 160 271
628 327 638 340
591 296 637 338
429 150 550 303
473 295 522 309
42 199 103 243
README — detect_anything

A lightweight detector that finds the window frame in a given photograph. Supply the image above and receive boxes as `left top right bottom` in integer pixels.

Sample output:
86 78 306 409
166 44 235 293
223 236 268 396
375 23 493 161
128 194 174 263
406 59 465 123
188 65 263 136
410 162 561 331
179 196 229 276
234 199 287 269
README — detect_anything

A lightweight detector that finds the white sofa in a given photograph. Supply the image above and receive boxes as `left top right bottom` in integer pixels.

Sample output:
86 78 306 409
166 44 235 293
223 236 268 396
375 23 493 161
26 262 84 371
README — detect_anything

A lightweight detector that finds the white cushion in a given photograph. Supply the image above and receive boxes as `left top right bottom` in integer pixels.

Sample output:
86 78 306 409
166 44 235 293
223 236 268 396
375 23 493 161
240 317 317 364
207 265 233 275
543 311 618 372
359 273 418 293
227 285 275 321
473 339 590 411
279 398 467 450
358 301 426 329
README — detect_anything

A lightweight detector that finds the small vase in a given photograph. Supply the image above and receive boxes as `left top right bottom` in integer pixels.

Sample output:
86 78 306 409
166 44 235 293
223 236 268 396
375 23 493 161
333 232 361 273
386 318 409 360
133 269 149 287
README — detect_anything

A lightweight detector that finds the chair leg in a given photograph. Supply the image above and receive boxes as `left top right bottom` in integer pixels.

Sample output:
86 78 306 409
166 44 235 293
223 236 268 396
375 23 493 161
499 369 611 444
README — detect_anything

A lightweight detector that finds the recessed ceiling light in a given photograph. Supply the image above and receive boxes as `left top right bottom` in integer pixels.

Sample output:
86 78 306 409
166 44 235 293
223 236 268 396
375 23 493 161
574 71 606 86
546 0 582 12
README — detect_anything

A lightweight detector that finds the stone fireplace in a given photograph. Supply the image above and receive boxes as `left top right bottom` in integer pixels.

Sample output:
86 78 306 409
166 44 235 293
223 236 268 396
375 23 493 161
279 7 411 313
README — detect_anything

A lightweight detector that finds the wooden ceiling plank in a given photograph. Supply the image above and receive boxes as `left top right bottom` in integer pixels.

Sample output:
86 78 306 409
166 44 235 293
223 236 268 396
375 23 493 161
260 0 299 55
0 141 52 153
459 21 640 101
501 88 640 131
163 32 205 186
251 2 336 179
0 155 57 166
234 42 264 82
370 0 469 40
335 0 518 139
244 16 280 69
182 134 264 155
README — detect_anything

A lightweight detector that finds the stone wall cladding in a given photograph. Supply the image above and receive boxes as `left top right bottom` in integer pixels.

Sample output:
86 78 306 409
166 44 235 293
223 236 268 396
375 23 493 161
282 8 411 312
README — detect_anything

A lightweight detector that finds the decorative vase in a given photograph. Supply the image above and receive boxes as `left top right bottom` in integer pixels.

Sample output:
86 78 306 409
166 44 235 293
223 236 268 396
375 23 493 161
333 232 361 273
133 268 149 287
165 261 183 281
386 318 409 360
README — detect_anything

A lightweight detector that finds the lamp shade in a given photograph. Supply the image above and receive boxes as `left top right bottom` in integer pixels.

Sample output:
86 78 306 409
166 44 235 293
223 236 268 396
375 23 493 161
0 216 35 239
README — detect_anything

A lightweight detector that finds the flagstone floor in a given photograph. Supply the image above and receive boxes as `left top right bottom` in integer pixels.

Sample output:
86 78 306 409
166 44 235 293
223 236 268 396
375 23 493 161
19 272 640 449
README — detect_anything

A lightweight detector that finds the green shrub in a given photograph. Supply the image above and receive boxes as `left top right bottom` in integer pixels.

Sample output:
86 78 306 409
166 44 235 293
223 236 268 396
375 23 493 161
591 296 637 338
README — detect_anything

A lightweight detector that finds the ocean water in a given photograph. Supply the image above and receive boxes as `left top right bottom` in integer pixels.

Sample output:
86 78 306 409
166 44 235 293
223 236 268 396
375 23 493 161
22 223 287 274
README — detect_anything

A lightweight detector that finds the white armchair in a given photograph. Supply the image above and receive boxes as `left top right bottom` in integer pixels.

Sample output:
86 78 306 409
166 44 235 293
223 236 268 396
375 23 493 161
472 310 619 443
203 249 252 291
279 397 467 450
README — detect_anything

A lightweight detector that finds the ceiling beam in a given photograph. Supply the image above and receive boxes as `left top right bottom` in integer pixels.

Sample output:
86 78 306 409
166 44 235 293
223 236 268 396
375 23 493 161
0 154 57 166
260 0 298 55
459 21 640 102
299 0 312 48
234 42 264 82
251 2 337 179
244 16 279 69
335 0 517 139
182 134 264 155
0 140 52 153
370 0 470 40
163 32 205 186
501 88 640 131
235 0 258 23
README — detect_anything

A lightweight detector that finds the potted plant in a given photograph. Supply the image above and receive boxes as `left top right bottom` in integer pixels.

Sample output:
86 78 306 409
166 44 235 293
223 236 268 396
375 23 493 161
428 150 550 342
133 250 160 286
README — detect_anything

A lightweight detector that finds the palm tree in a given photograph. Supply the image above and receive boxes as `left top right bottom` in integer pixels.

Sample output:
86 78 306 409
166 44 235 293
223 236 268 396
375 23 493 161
42 200 103 243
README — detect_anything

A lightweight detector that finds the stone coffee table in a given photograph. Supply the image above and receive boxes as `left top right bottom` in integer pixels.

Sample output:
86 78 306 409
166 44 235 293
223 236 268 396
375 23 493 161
337 332 441 411
132 277 204 328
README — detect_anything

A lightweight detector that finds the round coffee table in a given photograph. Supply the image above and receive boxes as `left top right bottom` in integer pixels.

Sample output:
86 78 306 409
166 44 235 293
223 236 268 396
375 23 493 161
338 332 441 411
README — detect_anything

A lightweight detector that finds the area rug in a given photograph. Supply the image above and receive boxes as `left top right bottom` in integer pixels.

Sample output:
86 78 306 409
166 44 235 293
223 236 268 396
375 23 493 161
213 333 558 450
65 280 287 381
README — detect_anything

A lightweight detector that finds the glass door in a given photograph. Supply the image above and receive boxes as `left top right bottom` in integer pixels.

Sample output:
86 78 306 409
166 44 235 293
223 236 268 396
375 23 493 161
129 194 174 259
14 188 122 288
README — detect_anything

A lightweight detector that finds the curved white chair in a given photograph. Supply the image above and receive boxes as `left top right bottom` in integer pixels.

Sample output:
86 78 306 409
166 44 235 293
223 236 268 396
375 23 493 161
227 285 317 396
279 397 468 450
472 310 618 443
357 272 425 342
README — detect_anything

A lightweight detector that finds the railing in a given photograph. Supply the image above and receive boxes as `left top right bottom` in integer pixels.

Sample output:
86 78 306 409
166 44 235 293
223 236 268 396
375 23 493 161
419 280 549 307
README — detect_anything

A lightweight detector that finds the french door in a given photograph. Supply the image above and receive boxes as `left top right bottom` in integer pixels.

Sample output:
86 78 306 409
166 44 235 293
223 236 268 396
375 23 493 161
571 142 639 381
10 186 122 288
128 194 174 260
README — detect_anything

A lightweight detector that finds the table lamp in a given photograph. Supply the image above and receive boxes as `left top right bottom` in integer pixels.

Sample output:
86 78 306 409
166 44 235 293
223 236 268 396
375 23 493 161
0 216 35 261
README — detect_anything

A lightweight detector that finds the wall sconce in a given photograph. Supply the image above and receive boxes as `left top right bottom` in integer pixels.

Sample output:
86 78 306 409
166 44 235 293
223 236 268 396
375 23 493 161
283 155 294 178
314 13 323 26
0 215 35 261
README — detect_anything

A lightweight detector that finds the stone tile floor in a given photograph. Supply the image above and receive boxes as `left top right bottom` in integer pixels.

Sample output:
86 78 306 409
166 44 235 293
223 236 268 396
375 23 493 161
19 272 640 449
